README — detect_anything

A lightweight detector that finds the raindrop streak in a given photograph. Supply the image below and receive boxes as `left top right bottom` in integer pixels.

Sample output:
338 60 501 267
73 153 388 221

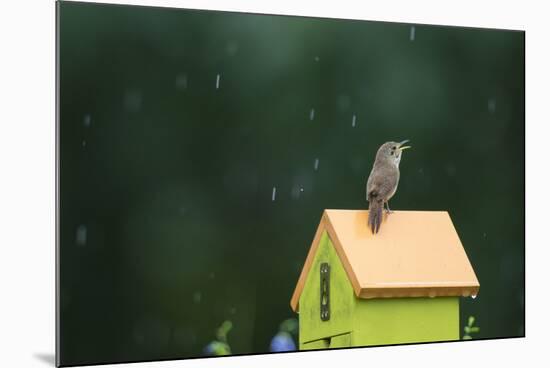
314 158 319 171
216 74 221 89
76 225 87 246
193 292 202 304
271 187 277 201
291 185 302 200
410 26 416 41
352 114 357 127
488 98 496 113
83 114 91 127
309 108 315 121
82 140 87 148
176 73 188 89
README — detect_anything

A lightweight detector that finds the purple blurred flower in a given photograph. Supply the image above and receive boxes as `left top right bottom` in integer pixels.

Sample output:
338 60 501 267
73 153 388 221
270 331 296 352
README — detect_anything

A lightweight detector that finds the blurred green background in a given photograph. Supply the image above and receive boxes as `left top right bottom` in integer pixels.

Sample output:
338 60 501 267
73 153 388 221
58 1 524 366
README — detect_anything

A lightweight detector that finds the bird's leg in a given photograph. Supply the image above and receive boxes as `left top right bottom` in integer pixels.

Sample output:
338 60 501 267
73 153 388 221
385 201 393 214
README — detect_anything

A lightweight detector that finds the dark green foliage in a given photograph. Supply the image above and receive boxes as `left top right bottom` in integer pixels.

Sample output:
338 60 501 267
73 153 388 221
463 316 480 340
203 320 233 356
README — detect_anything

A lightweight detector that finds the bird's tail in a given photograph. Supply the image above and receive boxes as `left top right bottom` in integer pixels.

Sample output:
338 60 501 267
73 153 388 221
368 195 383 234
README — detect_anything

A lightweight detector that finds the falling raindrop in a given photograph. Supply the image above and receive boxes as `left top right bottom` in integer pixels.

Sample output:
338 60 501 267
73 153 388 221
76 225 87 246
488 98 496 113
352 114 357 127
271 187 277 201
291 185 303 200
410 26 416 41
314 56 320 62
309 108 315 121
176 73 188 90
209 272 215 280
314 158 319 171
82 140 86 148
83 114 91 127
193 292 202 304
216 74 221 90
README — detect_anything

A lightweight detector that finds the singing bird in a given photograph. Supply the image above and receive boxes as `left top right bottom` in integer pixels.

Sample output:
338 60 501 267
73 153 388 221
366 140 411 234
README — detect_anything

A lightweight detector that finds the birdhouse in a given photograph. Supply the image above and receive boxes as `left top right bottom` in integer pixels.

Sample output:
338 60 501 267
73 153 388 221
290 210 480 349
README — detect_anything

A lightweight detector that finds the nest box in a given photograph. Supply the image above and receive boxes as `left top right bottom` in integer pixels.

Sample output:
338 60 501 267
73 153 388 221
290 210 480 350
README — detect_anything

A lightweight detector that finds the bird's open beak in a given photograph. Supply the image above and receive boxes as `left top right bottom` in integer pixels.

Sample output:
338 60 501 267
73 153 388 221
398 139 411 151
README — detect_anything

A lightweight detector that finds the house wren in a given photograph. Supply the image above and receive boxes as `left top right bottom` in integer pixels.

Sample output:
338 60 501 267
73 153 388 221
366 140 411 234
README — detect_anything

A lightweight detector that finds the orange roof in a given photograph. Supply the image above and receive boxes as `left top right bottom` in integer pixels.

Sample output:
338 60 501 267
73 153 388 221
290 210 480 312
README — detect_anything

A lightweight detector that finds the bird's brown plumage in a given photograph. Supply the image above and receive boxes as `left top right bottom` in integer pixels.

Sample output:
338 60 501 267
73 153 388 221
366 141 409 234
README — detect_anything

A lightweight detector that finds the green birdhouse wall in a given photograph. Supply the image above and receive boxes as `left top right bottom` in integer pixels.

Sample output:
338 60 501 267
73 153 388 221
291 210 480 350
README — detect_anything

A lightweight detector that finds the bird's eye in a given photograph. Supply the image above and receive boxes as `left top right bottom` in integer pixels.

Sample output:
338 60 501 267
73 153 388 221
390 151 394 155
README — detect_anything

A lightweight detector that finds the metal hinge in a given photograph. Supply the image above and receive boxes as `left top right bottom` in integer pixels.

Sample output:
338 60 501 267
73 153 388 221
320 262 330 321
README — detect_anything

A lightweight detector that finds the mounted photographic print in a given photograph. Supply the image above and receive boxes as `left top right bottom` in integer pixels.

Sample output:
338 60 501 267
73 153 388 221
56 1 525 366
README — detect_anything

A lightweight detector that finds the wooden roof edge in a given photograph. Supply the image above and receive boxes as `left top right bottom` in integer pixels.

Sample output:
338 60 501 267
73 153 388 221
359 281 480 288
358 284 480 299
290 210 365 312
324 209 451 215
290 211 329 312
323 210 363 297
444 211 482 288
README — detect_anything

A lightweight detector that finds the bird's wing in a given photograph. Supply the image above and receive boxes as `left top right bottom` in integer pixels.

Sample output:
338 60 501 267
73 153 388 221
366 170 373 201
378 169 399 200
366 168 377 201
367 164 399 201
